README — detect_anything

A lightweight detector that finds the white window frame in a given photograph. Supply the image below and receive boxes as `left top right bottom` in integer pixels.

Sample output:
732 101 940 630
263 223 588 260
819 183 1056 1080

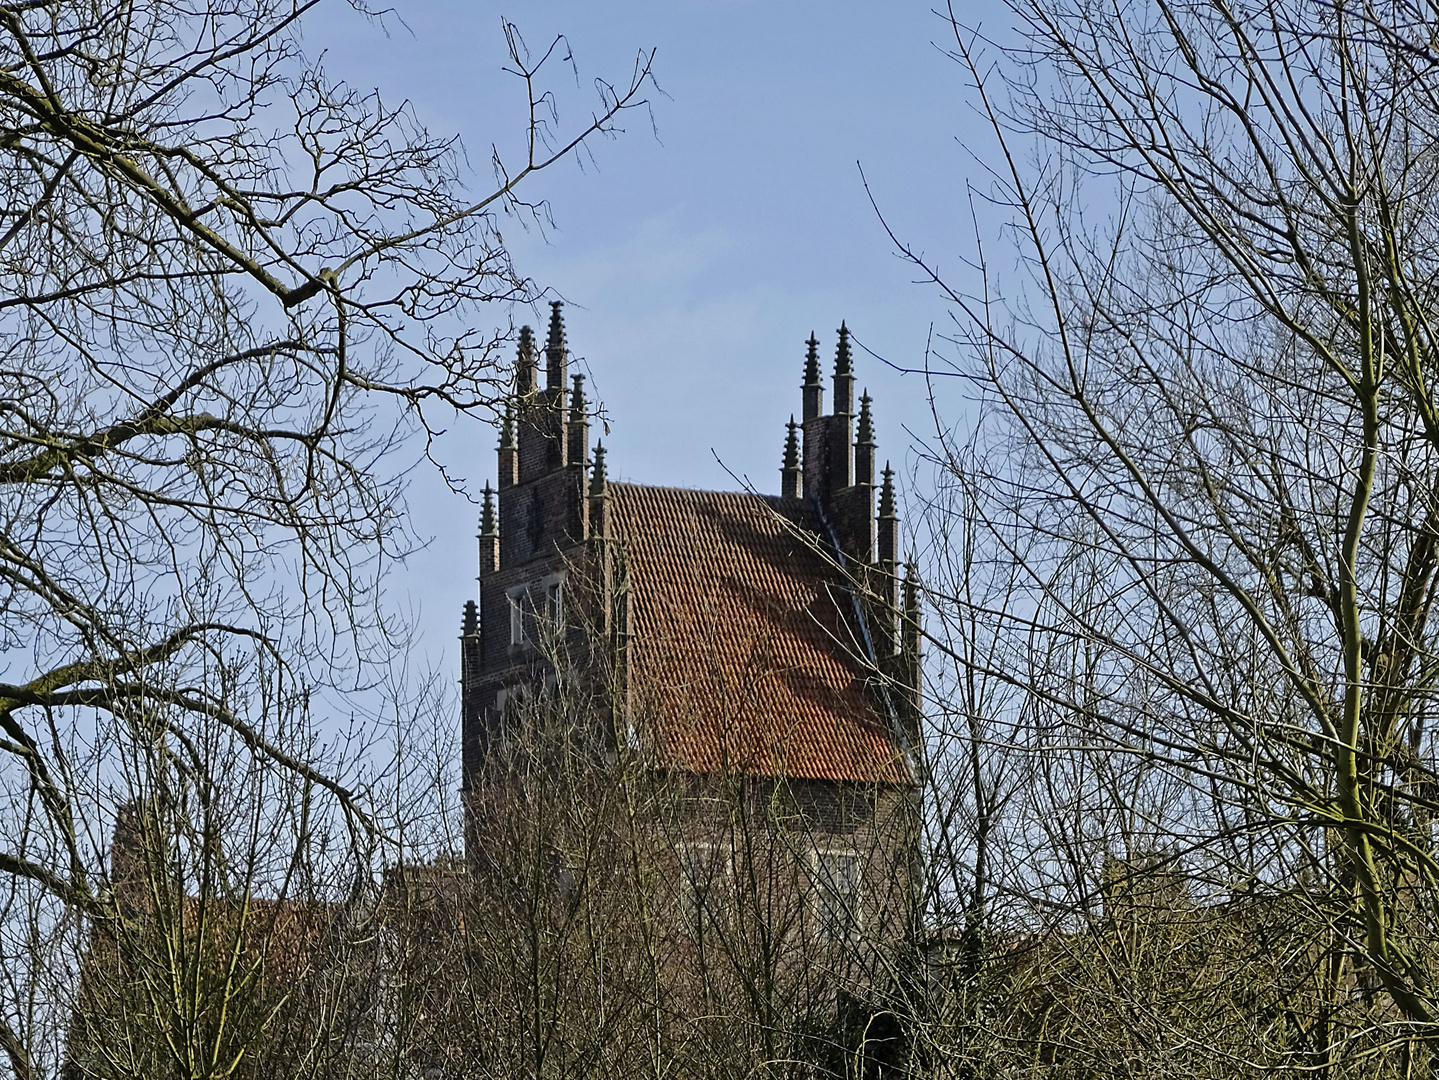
507 572 565 648
508 592 525 647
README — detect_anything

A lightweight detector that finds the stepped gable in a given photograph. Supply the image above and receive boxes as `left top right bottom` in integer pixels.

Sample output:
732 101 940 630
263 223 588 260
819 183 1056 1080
461 307 921 800
609 483 908 785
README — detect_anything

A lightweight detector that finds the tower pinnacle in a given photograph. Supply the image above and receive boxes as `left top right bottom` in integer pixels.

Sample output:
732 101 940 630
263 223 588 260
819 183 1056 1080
801 333 824 423
855 391 875 488
480 482 497 536
835 321 852 377
499 400 515 449
781 416 802 499
568 373 589 467
590 440 607 496
783 416 801 469
516 325 537 396
569 373 587 422
497 399 517 488
587 439 609 539
545 301 567 389
903 559 921 648
478 482 499 576
833 321 854 418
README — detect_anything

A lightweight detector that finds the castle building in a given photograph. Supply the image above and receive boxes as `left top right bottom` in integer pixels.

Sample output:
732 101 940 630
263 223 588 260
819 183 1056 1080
459 303 921 943
66 305 927 1080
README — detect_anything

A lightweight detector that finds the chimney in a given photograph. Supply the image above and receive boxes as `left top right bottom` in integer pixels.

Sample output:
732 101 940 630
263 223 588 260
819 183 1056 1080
568 374 589 468
479 483 499 577
781 416 802 499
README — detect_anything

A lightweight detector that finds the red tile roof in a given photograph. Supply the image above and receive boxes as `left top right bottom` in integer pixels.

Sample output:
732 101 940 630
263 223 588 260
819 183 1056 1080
608 484 909 785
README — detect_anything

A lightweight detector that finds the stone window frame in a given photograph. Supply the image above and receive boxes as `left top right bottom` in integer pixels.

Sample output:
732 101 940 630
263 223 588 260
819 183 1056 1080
507 572 565 649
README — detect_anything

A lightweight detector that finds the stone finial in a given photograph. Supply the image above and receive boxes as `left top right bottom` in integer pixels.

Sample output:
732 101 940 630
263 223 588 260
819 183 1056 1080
801 333 824 423
546 301 566 350
588 440 609 540
460 598 482 707
497 401 518 489
878 463 896 519
590 440 607 497
545 300 567 389
781 416 802 499
856 391 874 444
833 321 855 417
877 462 899 585
570 373 587 422
902 558 922 659
568 373 589 467
500 402 515 449
516 325 537 396
480 482 497 536
835 321 853 377
899 559 923 744
478 483 499 576
855 391 875 489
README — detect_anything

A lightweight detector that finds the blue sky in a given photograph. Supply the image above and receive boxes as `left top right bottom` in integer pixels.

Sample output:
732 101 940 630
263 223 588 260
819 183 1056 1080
307 1 995 671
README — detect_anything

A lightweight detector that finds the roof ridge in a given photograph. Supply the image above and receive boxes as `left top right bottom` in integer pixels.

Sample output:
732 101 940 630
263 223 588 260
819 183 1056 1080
609 480 783 500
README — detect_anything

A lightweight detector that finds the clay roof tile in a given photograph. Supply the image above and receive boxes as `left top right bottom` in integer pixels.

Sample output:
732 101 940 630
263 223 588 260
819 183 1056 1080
609 484 909 785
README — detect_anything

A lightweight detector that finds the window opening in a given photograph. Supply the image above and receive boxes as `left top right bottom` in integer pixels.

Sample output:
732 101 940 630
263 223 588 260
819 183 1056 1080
813 849 861 941
507 573 565 648
680 841 733 938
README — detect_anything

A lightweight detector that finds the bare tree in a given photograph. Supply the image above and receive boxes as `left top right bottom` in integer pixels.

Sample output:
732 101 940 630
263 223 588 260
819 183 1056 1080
429 583 921 1080
884 0 1439 1070
0 2 655 1076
